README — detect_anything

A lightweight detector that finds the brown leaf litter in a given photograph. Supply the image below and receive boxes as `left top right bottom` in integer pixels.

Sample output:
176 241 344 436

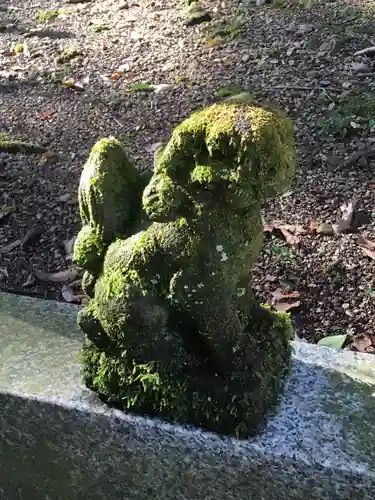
270 289 301 312
1 0 375 352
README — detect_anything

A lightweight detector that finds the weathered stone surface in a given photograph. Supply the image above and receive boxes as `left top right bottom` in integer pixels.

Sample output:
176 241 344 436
75 101 296 438
0 292 374 499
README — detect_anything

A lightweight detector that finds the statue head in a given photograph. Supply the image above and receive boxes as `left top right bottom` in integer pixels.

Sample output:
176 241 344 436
142 101 295 221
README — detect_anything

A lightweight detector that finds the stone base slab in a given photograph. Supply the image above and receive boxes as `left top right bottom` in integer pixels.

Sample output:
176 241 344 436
0 292 374 499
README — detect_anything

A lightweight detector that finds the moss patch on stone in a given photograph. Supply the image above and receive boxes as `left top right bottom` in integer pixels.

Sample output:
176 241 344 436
82 305 292 437
73 137 145 275
76 100 296 438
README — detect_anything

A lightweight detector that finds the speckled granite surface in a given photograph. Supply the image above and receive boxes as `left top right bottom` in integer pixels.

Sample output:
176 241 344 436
1 291 375 500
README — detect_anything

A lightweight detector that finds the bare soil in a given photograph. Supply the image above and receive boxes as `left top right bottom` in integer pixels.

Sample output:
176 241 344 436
1 0 375 352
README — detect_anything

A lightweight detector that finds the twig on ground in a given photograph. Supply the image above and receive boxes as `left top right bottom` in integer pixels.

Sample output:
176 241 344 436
353 46 375 57
112 117 125 128
342 148 375 168
266 85 340 92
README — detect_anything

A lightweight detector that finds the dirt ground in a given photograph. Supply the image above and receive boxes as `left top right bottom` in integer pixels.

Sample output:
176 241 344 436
1 0 375 351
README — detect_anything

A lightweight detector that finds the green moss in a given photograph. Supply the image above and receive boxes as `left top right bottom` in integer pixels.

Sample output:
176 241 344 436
78 137 141 237
78 302 112 350
91 23 111 33
74 137 147 273
73 226 104 275
56 46 83 64
76 101 296 438
129 83 155 93
183 2 211 25
143 101 295 213
317 91 375 139
36 9 71 23
215 85 246 100
0 140 46 154
175 75 187 84
13 43 24 54
0 132 10 141
82 270 97 298
82 305 292 438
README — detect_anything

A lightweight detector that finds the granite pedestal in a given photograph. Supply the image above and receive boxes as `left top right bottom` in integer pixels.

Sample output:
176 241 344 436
0 291 374 499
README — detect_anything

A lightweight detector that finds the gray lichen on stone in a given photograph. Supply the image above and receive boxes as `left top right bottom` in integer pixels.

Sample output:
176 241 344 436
74 98 297 438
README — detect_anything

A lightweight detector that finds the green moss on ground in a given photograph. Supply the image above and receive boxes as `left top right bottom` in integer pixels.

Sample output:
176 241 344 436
36 9 71 23
56 46 83 64
0 140 46 154
13 43 24 54
317 91 375 139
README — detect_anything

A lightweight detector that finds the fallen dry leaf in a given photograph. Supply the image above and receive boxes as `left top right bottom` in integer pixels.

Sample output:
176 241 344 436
64 236 76 261
273 299 300 312
61 283 85 303
265 274 277 282
309 220 318 233
295 225 308 235
59 192 74 202
23 40 30 58
263 225 274 232
278 226 300 247
38 110 56 120
316 223 334 236
274 223 307 235
333 199 356 234
99 73 113 85
34 268 78 283
359 247 375 260
280 190 293 198
21 225 43 249
154 84 174 94
358 235 375 250
61 77 86 91
350 333 373 353
23 272 37 288
0 239 21 254
40 150 59 165
145 142 163 153
278 223 295 232
357 235 375 260
271 289 300 301
111 71 123 81
0 206 15 222
271 289 301 312
0 267 8 283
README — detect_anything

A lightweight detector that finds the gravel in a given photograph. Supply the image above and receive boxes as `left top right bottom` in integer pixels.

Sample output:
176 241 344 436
1 0 375 351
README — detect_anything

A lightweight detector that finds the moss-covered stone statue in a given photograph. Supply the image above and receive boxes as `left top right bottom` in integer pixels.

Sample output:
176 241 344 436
74 97 296 438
